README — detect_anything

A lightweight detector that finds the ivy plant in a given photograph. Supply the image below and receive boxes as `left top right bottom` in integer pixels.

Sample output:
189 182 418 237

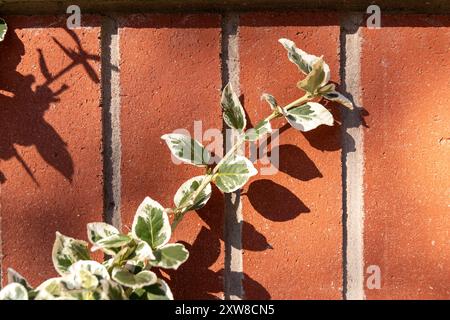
0 38 351 300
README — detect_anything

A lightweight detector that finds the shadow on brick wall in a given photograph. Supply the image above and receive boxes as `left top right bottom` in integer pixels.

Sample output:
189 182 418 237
0 28 99 186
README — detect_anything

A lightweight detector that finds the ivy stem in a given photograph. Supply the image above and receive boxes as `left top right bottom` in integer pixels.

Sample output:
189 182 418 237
171 93 311 231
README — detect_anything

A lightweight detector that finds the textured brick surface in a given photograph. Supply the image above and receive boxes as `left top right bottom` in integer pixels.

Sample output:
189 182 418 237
239 12 343 299
119 14 224 299
0 16 103 286
362 15 450 299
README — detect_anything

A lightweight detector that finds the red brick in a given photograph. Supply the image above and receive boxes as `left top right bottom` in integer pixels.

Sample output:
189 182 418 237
239 12 343 299
119 14 224 299
0 16 103 286
362 15 450 299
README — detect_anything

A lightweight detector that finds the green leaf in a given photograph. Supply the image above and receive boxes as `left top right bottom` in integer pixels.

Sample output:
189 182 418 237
92 234 132 254
112 268 157 289
151 243 189 270
131 279 174 300
35 278 66 300
52 232 90 275
282 102 334 132
87 222 120 244
161 133 211 166
67 260 110 290
87 222 129 255
127 239 156 268
98 279 128 300
278 38 330 80
244 119 272 141
132 197 171 249
0 18 7 42
323 91 354 110
214 155 257 193
7 268 33 291
174 175 212 213
261 93 278 110
0 283 28 300
221 83 247 132
297 58 327 94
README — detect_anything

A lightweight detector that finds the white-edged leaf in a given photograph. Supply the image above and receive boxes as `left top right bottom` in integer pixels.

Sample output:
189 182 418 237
132 278 174 300
99 279 128 300
279 38 330 83
132 197 171 249
282 102 334 132
0 18 7 42
297 57 327 94
87 222 120 244
214 155 257 193
174 175 212 213
244 119 272 141
35 278 66 300
127 239 156 268
92 234 132 254
161 133 211 166
52 232 90 276
67 260 110 289
0 283 28 300
221 83 247 132
261 93 278 110
112 268 157 289
151 243 189 270
7 268 32 291
323 91 354 109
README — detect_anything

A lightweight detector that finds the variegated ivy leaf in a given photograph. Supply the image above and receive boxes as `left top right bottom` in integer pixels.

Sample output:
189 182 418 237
0 283 28 300
221 83 247 132
297 58 327 94
244 119 272 142
52 232 90 276
67 260 110 290
132 197 171 250
282 102 334 132
35 278 67 300
92 234 132 255
323 91 354 109
87 222 119 244
151 243 189 270
112 267 157 289
127 239 156 268
174 175 212 213
214 155 258 193
279 38 330 82
161 133 211 166
98 279 128 300
7 268 33 291
0 18 7 42
131 278 174 300
261 93 278 110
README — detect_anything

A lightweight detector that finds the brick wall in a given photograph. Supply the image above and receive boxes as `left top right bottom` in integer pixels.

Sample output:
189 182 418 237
0 4 449 300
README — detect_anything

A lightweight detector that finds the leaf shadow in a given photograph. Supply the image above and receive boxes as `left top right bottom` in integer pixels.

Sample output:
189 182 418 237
0 26 101 185
245 179 310 222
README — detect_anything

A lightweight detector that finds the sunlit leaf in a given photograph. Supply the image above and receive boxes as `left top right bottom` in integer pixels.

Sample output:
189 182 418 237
174 175 212 213
221 83 247 132
161 133 211 166
214 155 257 193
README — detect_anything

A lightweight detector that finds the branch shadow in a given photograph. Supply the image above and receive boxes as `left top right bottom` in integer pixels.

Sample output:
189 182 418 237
0 27 100 186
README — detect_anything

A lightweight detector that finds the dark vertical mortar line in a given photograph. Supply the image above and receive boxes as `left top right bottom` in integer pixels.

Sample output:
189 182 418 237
340 12 365 300
221 12 244 300
101 16 122 230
